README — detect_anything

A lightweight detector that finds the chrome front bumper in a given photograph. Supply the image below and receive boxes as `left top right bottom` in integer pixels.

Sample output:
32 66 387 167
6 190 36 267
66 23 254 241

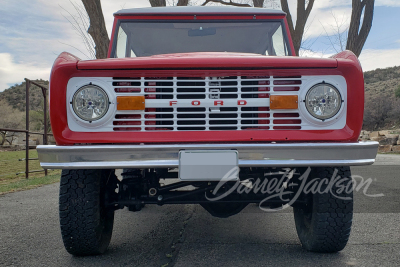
37 142 378 169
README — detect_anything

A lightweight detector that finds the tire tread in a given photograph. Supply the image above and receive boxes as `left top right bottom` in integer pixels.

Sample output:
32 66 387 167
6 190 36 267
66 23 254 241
294 167 353 253
59 169 115 256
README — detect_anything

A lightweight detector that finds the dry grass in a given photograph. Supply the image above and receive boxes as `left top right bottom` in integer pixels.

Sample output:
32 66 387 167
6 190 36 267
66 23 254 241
0 174 60 194
0 149 61 194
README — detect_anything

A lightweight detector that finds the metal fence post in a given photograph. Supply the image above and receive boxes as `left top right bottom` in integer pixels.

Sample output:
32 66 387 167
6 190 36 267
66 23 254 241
41 87 48 176
25 79 30 179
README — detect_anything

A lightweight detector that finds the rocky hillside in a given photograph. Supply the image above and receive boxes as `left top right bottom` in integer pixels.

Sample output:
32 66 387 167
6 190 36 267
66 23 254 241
364 66 400 84
364 66 400 98
365 77 400 98
0 80 49 112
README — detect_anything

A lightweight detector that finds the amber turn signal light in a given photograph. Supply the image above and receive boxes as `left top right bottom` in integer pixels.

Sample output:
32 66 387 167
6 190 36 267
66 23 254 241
270 95 298 110
116 96 145 110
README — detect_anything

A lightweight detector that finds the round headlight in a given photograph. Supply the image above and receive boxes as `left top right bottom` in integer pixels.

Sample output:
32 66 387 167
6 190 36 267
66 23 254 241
72 85 109 122
305 83 342 120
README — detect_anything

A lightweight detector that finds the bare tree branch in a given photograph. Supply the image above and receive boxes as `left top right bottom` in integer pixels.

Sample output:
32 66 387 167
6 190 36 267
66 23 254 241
177 0 189 5
321 24 340 54
281 0 315 56
299 17 321 56
81 0 109 59
304 0 313 17
319 11 349 55
346 0 375 57
280 0 294 39
58 40 92 59
60 1 96 59
253 0 264 7
150 0 167 6
202 0 251 7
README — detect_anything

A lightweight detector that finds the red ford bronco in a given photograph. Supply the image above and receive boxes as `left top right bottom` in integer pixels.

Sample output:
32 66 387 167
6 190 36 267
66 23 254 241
37 6 378 256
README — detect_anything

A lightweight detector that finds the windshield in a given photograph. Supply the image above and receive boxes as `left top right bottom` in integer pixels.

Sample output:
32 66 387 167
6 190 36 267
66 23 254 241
112 20 290 58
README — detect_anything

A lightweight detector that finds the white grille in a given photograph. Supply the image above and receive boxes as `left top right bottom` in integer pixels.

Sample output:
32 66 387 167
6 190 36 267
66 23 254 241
66 75 347 132
112 76 302 131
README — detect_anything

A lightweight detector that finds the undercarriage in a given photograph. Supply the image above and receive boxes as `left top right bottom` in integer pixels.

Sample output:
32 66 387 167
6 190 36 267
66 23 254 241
111 167 308 218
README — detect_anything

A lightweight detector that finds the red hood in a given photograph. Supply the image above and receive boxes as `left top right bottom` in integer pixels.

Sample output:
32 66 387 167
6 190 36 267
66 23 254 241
77 52 338 70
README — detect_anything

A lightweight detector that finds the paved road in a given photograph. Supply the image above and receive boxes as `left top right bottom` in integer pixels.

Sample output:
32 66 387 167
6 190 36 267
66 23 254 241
1 155 400 267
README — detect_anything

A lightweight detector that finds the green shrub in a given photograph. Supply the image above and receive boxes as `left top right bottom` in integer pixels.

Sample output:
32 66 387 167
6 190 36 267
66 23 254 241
395 85 400 98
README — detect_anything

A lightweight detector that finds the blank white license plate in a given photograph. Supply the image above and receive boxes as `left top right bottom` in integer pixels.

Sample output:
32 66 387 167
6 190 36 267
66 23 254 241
179 150 239 181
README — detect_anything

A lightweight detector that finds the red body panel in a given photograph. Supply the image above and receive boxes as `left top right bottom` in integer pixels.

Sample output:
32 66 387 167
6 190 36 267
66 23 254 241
283 19 296 56
78 53 337 70
49 51 364 146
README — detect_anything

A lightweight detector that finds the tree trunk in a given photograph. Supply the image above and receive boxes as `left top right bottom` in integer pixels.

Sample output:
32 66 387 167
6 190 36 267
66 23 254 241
281 0 315 56
149 0 166 6
202 0 251 7
177 0 189 5
253 0 264 7
346 0 375 57
81 0 109 59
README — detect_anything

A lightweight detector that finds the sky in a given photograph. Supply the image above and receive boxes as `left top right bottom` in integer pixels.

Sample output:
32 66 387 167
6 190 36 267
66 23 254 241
0 0 399 91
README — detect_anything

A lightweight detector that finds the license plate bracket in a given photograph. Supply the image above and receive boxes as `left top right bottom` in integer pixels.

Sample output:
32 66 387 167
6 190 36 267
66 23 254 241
179 150 239 181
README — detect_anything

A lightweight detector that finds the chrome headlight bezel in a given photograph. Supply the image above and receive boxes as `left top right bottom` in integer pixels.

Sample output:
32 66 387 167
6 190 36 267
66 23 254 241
305 83 342 120
72 85 110 122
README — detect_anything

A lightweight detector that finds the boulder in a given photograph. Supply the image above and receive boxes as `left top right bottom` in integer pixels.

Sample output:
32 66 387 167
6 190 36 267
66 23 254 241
384 134 399 139
378 145 392 153
379 137 399 146
392 145 400 152
397 139 400 145
362 135 370 140
379 130 390 136
369 131 380 138
371 136 385 142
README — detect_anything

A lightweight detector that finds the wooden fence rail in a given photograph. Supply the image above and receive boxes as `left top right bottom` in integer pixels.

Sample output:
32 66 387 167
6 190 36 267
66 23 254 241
0 78 50 178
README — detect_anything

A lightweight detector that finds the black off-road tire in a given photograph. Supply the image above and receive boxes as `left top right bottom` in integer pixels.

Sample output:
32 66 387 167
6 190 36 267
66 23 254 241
59 169 117 256
293 166 353 253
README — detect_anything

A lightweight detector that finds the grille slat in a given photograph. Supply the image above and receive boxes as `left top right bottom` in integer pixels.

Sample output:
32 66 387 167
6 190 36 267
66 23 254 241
112 76 302 131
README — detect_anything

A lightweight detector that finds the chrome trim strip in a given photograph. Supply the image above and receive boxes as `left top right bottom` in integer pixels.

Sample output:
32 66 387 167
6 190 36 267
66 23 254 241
37 142 378 169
